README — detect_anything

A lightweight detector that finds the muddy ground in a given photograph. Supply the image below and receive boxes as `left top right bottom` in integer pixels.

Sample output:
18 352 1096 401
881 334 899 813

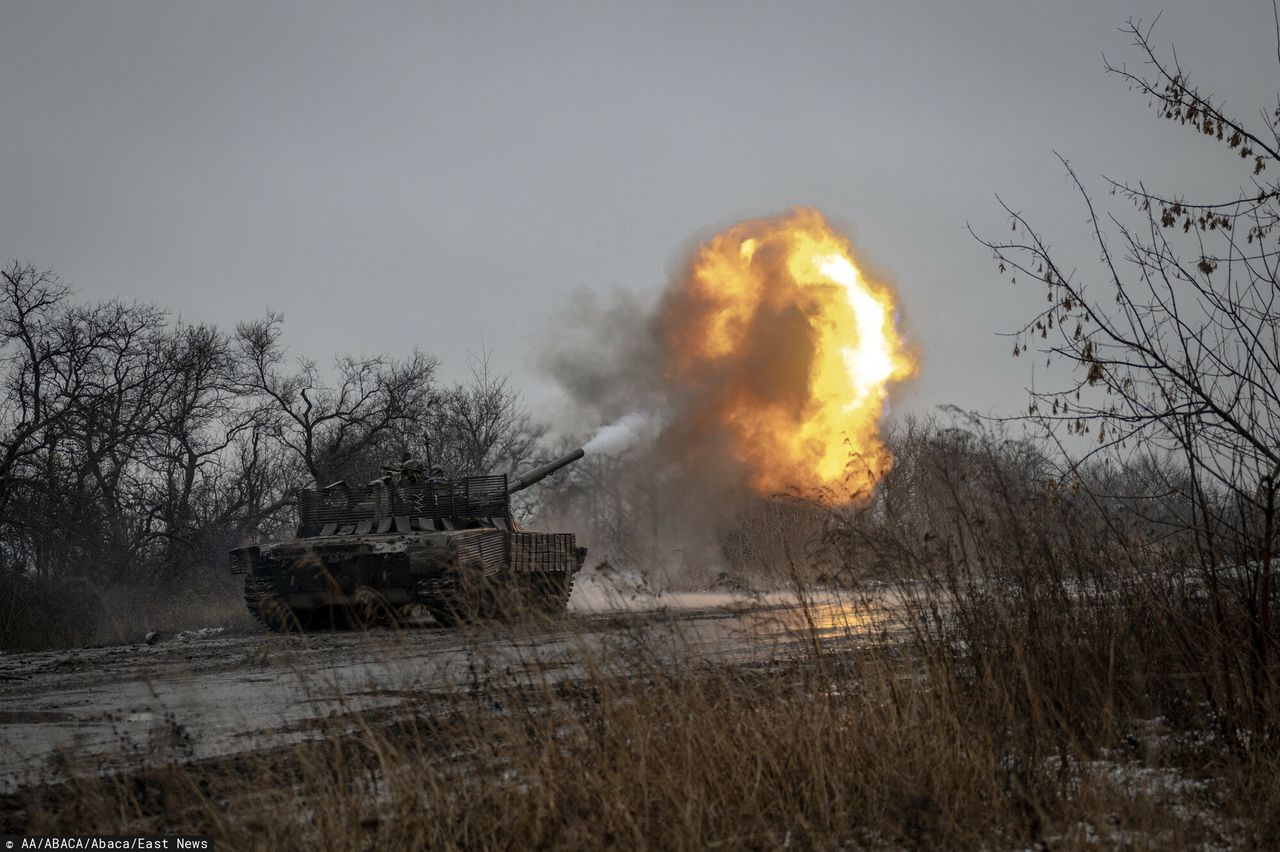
0 589 897 795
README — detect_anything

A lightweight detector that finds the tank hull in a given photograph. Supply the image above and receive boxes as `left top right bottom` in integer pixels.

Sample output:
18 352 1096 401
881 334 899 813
232 456 587 631
231 527 584 631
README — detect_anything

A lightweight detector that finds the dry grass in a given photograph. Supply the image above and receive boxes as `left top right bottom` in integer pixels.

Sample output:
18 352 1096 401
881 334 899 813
7 428 1279 849
7 579 1276 849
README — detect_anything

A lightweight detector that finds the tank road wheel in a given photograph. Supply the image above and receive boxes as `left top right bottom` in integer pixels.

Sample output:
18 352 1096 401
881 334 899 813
255 596 304 633
245 576 303 633
299 606 352 631
425 603 467 628
429 569 506 626
352 586 399 629
249 597 352 632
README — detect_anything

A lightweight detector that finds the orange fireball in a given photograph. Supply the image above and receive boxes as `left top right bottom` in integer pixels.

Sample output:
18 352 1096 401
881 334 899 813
659 208 915 504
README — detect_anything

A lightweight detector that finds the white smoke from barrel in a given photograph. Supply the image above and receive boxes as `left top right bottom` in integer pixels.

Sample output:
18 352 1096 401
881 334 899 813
583 411 657 455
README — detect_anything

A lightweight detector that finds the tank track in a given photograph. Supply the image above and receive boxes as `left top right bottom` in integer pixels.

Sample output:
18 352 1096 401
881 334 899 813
243 575 278 623
243 575 297 632
245 570 576 632
414 570 576 625
245 575 355 632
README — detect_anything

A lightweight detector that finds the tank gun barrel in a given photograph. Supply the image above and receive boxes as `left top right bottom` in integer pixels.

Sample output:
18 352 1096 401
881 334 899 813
507 448 585 495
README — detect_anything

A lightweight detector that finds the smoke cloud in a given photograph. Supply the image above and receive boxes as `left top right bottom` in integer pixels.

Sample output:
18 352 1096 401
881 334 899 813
538 209 912 589
539 283 743 488
582 411 659 455
537 283 754 587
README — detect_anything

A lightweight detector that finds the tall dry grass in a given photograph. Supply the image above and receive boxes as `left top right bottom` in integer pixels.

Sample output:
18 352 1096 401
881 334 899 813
8 424 1279 848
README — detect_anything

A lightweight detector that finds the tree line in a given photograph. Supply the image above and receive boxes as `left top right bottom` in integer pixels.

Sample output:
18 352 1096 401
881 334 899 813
0 262 537 647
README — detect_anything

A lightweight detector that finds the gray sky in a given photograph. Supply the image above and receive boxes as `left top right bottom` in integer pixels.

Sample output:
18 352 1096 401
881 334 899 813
2 1 1275 424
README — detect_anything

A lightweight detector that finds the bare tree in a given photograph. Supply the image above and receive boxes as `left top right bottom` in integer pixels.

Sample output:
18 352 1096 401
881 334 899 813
975 18 1280 738
0 264 79 523
426 349 540 477
136 323 271 577
1 264 180 584
234 313 438 484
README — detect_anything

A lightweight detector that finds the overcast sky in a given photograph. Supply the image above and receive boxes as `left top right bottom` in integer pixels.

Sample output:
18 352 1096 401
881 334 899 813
2 1 1276 426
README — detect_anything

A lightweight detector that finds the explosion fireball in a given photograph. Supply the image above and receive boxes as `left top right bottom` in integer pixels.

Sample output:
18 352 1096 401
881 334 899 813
660 208 915 504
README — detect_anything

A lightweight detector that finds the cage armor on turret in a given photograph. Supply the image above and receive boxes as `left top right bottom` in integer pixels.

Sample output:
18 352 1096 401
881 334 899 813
230 449 587 631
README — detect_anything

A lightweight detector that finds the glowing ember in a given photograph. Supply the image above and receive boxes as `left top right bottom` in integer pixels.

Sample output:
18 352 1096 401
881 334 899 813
659 208 915 504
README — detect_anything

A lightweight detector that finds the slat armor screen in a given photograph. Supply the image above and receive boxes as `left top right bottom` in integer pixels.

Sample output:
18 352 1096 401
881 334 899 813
510 532 577 572
297 475 510 536
454 530 509 576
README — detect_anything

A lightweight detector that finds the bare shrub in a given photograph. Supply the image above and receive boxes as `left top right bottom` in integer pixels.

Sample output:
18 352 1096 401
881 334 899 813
975 17 1280 741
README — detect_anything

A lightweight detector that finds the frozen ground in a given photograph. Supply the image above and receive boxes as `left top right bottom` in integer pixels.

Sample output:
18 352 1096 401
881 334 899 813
0 587 899 793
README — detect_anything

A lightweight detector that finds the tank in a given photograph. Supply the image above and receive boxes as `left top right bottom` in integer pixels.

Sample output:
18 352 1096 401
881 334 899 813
229 448 587 631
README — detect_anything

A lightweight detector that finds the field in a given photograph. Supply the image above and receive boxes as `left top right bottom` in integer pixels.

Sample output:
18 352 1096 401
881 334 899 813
3 545 1276 849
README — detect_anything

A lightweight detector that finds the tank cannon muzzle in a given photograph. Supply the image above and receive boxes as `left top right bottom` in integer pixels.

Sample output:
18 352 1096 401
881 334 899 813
507 448 585 494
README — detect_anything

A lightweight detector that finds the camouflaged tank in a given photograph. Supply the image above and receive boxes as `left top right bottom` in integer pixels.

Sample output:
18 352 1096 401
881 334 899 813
230 449 586 631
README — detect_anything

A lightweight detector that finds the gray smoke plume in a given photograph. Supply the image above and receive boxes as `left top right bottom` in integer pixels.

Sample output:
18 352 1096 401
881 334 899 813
583 411 660 455
539 287 667 428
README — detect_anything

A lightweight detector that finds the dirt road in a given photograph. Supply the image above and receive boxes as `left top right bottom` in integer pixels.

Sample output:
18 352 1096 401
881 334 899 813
0 590 896 793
